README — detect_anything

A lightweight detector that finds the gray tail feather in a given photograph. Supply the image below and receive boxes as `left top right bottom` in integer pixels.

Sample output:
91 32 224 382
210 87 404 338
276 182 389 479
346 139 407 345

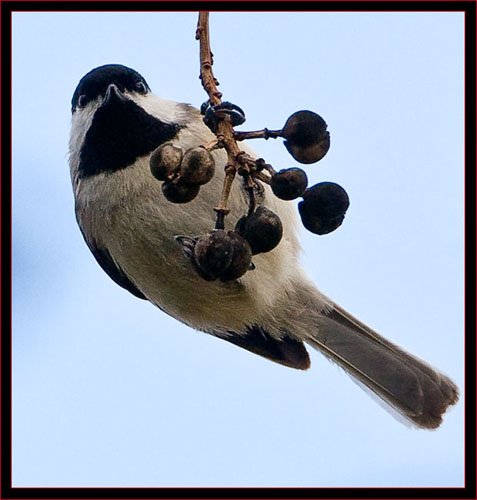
307 302 459 429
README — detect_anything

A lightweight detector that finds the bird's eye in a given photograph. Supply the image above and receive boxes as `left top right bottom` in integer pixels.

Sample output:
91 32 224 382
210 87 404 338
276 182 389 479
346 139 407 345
135 81 147 93
77 94 87 108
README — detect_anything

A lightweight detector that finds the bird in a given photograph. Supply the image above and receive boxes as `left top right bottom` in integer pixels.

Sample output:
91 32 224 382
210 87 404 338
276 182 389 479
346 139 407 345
69 63 458 429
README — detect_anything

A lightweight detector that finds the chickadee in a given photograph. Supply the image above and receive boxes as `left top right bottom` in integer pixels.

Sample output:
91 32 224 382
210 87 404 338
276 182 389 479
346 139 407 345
69 64 458 429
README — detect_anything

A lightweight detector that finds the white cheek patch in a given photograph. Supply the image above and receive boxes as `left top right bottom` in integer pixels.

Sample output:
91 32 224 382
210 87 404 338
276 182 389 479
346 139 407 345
68 102 100 187
69 103 98 157
129 93 179 124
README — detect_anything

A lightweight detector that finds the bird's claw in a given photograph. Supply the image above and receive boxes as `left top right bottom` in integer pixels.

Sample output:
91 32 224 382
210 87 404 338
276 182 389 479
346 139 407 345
174 235 197 260
201 101 246 133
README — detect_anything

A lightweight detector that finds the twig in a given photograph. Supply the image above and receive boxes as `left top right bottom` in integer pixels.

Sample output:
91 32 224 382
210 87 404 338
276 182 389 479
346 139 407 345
196 13 222 106
196 12 245 228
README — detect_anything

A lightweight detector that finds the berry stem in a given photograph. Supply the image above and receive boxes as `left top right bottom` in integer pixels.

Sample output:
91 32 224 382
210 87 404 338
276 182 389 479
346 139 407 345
234 128 282 141
245 186 256 217
262 163 277 176
214 165 235 229
214 210 227 230
252 171 272 185
202 136 225 152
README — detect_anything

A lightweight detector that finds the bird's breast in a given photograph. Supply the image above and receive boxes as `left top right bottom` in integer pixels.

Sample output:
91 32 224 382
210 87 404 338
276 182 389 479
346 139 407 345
74 142 301 332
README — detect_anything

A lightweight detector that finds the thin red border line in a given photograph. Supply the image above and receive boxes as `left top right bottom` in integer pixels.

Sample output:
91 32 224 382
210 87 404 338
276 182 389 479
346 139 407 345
0 0 471 2
4 9 470 13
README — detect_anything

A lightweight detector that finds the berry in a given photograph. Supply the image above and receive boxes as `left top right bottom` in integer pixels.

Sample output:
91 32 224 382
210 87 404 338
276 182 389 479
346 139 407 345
150 143 183 181
193 230 252 281
193 231 234 281
270 168 308 200
298 182 350 235
179 147 216 185
162 181 200 204
281 110 330 164
219 232 253 281
299 211 345 235
235 206 283 255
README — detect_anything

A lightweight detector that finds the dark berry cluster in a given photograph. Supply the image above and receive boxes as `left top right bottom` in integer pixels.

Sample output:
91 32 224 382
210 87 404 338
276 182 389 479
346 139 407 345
150 106 349 281
150 143 215 203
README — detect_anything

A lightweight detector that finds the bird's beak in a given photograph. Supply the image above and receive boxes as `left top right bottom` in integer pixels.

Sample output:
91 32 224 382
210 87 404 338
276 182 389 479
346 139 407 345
102 83 127 107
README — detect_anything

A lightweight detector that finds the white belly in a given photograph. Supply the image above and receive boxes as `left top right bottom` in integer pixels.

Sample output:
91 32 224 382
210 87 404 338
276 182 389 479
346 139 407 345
74 143 302 334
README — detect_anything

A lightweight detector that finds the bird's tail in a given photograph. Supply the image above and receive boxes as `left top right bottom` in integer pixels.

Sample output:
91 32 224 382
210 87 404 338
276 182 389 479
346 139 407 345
306 300 459 429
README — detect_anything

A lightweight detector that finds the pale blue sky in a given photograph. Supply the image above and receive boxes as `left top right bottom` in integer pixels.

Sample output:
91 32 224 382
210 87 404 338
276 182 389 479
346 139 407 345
12 12 464 487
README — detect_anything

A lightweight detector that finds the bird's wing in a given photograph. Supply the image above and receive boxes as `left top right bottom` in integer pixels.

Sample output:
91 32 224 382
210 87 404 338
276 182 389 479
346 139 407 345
79 226 147 300
215 326 310 370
